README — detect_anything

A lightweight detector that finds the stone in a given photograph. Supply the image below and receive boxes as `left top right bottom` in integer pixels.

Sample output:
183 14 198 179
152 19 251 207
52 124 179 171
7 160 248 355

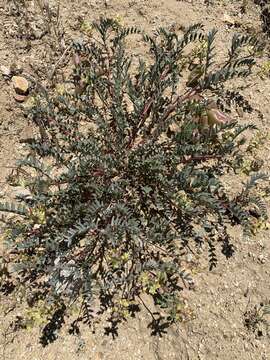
12 75 29 95
258 254 266 264
223 13 235 25
12 187 32 200
0 65 11 77
19 125 34 143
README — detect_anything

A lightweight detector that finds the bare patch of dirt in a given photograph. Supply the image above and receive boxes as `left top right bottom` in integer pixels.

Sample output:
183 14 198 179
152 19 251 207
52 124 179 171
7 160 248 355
0 1 270 359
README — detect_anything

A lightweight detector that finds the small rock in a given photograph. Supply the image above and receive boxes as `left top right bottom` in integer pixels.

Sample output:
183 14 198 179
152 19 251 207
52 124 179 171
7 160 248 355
14 93 27 103
186 253 193 263
259 241 265 249
12 75 29 95
0 65 11 77
19 125 34 143
258 254 266 264
12 187 32 200
223 13 235 25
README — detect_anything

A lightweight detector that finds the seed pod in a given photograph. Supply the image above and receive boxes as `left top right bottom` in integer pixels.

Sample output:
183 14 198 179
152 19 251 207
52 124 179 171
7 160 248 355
207 108 231 125
186 65 204 88
73 54 81 66
199 114 209 129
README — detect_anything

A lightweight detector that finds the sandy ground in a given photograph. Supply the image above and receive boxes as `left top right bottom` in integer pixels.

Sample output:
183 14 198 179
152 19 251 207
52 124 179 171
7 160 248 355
0 1 270 359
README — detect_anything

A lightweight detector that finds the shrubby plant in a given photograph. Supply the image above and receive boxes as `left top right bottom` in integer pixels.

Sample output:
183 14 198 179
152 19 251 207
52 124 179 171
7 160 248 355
244 301 270 337
0 18 269 342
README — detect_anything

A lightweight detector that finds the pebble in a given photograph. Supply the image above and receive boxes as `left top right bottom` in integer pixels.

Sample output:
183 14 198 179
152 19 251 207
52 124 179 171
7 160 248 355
12 187 32 199
19 125 34 142
0 65 11 77
222 13 235 25
186 253 193 263
12 75 29 95
258 254 266 264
